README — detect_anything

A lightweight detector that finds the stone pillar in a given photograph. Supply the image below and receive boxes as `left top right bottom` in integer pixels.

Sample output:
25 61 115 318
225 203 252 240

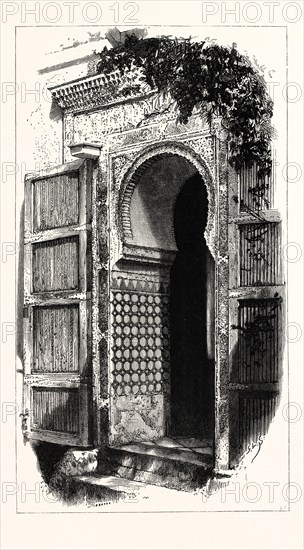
213 121 230 472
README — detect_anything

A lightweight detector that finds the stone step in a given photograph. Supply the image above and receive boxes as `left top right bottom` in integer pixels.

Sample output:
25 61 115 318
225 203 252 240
97 441 214 492
62 474 150 505
60 474 128 505
61 473 194 506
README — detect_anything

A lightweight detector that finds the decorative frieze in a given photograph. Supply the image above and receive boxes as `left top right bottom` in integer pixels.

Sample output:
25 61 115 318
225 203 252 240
49 70 149 112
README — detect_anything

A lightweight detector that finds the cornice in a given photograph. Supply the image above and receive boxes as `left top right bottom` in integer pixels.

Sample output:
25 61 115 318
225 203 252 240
49 69 152 113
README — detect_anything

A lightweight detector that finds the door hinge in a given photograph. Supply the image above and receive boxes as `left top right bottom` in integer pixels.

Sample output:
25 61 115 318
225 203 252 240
20 409 30 445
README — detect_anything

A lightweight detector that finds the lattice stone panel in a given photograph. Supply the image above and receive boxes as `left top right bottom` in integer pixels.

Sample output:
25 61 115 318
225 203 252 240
237 298 282 384
32 236 79 292
32 387 79 433
240 223 281 286
239 392 279 455
33 305 79 373
111 289 170 396
33 172 79 231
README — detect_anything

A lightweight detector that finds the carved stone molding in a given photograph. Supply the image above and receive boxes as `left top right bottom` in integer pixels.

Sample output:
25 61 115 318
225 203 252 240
114 140 217 259
69 142 102 159
211 116 228 142
121 243 177 266
111 151 139 194
185 137 214 174
107 116 213 153
49 69 153 113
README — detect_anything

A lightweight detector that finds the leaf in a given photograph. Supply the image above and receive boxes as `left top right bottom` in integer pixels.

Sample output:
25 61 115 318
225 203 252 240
95 36 274 180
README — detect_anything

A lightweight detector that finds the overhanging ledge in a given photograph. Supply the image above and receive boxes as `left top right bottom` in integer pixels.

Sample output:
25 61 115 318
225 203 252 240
48 68 153 113
69 142 102 159
48 70 123 111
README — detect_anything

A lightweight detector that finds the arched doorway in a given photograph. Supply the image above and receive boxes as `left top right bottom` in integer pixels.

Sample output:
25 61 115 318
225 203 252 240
170 172 215 438
112 149 215 446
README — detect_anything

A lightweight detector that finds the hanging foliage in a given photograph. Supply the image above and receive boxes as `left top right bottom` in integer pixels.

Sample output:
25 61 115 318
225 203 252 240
96 35 274 178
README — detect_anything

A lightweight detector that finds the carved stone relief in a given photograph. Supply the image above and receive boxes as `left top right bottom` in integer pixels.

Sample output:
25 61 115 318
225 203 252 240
111 139 217 259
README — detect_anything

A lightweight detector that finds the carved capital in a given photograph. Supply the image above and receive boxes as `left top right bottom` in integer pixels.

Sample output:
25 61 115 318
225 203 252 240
211 116 228 142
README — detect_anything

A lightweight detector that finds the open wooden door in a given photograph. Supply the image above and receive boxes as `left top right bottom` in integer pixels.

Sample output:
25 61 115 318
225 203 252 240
228 161 285 467
23 159 92 446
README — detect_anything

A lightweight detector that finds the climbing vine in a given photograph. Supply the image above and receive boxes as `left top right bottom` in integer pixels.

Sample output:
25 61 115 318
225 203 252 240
96 35 274 179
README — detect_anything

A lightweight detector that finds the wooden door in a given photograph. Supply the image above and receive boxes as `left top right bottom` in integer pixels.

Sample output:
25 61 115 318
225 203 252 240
228 161 285 466
23 159 92 446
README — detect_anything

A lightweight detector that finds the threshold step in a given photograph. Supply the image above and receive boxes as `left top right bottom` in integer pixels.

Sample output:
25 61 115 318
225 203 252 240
111 442 213 466
61 473 188 505
97 442 214 492
75 474 148 494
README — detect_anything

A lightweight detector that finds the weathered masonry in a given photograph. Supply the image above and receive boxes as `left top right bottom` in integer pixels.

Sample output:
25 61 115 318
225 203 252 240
23 69 285 475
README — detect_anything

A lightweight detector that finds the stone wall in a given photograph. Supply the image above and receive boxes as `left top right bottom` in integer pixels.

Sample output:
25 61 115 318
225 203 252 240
65 94 215 445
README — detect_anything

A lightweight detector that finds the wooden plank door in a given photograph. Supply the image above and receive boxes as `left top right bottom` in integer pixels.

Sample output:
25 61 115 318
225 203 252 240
228 160 285 466
23 159 92 446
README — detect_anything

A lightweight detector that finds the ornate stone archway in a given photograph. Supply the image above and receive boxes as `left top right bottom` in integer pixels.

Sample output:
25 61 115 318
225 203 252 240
110 135 224 458
118 141 217 259
23 62 284 492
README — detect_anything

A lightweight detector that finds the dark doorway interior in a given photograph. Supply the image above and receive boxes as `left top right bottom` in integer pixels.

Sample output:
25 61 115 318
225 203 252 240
170 172 214 438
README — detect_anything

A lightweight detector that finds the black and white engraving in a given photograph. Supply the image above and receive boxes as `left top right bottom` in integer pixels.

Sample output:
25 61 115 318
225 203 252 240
19 27 286 508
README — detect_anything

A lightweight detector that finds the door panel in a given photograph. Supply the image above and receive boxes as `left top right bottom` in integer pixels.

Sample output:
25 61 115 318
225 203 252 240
23 160 92 446
33 304 79 373
32 237 79 292
229 159 284 467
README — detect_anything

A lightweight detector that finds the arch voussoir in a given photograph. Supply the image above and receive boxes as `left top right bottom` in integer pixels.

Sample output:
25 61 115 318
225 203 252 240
119 141 217 258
